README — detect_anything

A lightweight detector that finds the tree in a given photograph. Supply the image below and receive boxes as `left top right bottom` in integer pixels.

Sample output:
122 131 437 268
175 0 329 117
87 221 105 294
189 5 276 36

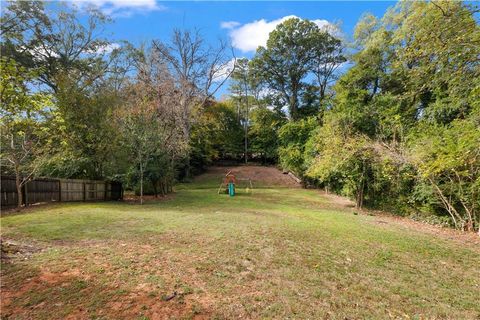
387 1 480 125
278 117 318 175
152 29 234 177
0 1 49 39
411 119 480 232
43 75 119 179
229 58 265 163
248 107 286 164
0 58 52 207
1 1 114 93
250 18 316 120
190 101 244 170
251 17 345 120
116 91 163 205
1 1 134 181
311 29 346 102
118 47 187 200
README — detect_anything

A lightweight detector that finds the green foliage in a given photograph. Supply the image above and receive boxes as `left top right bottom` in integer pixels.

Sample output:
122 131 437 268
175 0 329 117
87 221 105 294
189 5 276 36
248 107 286 163
0 58 53 204
251 17 345 120
305 123 415 210
115 80 180 201
190 101 244 171
278 117 318 175
40 75 119 179
1 1 112 92
302 1 480 231
410 119 480 230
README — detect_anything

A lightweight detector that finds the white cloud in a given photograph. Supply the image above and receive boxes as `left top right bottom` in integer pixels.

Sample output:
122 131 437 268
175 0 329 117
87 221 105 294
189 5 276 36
94 42 121 54
220 21 241 30
73 0 166 18
212 58 237 83
227 15 332 52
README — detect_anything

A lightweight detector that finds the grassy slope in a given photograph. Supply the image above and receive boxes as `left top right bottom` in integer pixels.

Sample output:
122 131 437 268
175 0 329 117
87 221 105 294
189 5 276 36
1 172 479 319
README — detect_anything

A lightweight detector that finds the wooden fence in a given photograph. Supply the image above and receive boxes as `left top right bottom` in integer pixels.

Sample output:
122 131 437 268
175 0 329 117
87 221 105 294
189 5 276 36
1 176 123 209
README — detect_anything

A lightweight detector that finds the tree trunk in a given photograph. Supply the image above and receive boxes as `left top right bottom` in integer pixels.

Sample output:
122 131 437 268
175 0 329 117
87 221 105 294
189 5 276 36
180 95 192 180
140 163 144 205
163 177 168 195
244 81 249 164
428 177 462 229
15 173 23 208
184 153 191 180
356 165 366 209
290 94 299 121
152 180 158 198
356 184 364 209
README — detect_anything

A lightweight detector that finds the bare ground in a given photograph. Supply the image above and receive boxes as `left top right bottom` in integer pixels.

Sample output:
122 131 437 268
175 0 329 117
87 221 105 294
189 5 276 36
198 165 301 188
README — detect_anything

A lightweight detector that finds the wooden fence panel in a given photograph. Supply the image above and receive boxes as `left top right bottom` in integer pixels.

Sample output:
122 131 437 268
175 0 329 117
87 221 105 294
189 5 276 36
1 176 122 209
60 180 85 202
84 181 106 201
1 177 18 208
25 179 59 205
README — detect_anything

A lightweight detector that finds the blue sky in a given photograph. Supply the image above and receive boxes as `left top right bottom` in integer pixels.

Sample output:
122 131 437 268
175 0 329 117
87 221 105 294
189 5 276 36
100 1 395 51
70 1 398 96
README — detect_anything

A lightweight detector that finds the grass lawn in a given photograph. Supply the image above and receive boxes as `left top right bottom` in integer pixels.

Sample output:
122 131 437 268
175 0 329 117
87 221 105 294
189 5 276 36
1 167 479 319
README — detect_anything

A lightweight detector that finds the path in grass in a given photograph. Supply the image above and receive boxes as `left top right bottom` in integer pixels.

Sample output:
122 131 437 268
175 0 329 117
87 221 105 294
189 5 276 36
1 166 479 319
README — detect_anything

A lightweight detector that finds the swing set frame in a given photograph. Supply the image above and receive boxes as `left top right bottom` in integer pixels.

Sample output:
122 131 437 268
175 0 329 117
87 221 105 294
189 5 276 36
217 171 254 194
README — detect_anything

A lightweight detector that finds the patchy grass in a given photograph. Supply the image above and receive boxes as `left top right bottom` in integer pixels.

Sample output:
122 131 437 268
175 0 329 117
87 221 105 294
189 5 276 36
1 168 479 319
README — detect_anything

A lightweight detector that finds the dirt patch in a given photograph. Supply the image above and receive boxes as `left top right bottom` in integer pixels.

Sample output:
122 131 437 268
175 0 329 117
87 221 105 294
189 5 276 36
1 238 42 263
200 165 301 188
1 261 213 320
318 191 356 209
122 193 175 204
1 202 65 216
362 210 480 248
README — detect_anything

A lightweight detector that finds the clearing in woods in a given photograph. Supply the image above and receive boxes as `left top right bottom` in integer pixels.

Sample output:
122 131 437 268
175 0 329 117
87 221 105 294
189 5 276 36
1 165 479 319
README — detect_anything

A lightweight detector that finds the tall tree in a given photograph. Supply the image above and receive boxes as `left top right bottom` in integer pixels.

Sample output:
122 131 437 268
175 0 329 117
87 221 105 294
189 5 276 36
0 58 52 207
251 17 345 120
1 1 113 93
249 107 286 164
152 30 234 177
229 58 253 162
311 29 346 102
117 95 161 205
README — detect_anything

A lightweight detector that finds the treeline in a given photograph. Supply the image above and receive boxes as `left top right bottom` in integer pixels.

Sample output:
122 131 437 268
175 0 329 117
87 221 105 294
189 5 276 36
0 1 233 204
221 1 480 233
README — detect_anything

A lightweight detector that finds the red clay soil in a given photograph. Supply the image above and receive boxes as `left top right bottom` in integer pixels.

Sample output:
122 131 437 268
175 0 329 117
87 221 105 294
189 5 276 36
201 165 301 188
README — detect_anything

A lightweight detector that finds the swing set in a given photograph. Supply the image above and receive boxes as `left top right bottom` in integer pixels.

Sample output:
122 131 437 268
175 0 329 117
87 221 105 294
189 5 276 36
217 170 253 196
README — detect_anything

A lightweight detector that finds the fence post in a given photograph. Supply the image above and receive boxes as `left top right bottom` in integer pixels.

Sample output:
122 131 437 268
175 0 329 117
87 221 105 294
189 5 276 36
58 180 62 202
83 182 86 202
